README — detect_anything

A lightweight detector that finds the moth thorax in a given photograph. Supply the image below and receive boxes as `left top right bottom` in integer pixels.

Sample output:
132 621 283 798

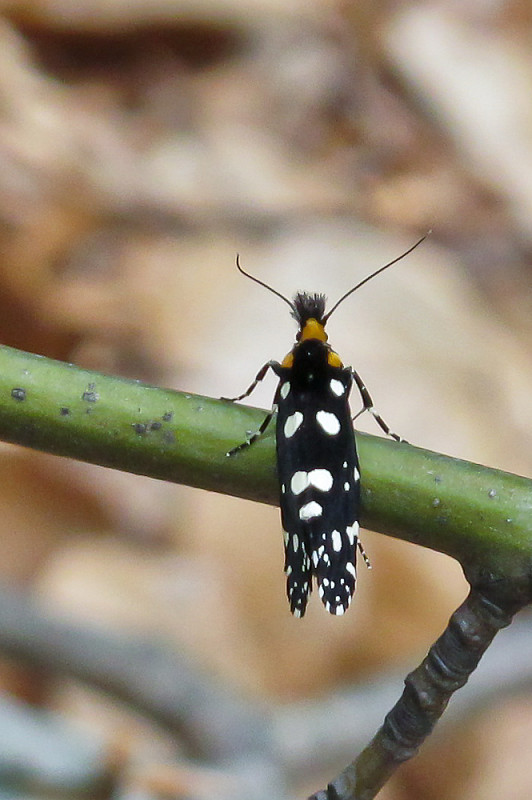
292 340 330 388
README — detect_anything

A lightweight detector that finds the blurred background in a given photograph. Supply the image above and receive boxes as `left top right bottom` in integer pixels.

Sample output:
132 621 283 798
1 1 532 798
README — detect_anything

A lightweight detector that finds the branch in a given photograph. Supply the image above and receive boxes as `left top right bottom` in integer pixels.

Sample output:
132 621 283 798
277 606 532 777
0 344 531 573
309 585 522 800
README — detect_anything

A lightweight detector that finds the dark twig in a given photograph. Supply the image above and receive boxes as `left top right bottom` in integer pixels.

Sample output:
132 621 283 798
277 608 532 779
309 585 522 800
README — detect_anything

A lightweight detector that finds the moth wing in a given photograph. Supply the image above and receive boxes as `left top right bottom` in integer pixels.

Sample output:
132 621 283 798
275 368 360 616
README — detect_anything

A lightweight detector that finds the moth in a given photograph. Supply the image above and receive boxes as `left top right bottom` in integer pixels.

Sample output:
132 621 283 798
225 238 424 616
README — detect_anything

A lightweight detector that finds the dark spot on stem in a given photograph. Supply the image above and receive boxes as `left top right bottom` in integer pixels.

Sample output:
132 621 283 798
82 390 99 403
133 420 165 435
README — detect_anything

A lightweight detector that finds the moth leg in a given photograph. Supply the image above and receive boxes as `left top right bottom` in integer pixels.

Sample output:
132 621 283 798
357 538 371 569
350 368 406 443
226 406 276 457
221 361 277 402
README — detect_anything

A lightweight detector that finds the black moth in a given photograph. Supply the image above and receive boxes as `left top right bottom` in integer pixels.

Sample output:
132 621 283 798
225 237 425 617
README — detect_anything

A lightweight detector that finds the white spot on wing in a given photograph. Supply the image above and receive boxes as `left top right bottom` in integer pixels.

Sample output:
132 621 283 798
316 410 340 435
334 604 345 616
280 382 290 399
292 533 299 551
346 562 357 577
331 529 343 552
308 468 333 492
346 522 359 545
290 471 309 495
354 466 360 482
344 481 350 491
284 411 303 438
329 378 345 397
299 501 323 520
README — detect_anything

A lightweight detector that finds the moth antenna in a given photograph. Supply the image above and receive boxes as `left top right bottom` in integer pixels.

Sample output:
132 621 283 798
236 254 296 314
323 232 430 323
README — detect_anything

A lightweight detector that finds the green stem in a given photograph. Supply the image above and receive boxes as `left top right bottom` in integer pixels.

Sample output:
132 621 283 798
0 344 530 581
